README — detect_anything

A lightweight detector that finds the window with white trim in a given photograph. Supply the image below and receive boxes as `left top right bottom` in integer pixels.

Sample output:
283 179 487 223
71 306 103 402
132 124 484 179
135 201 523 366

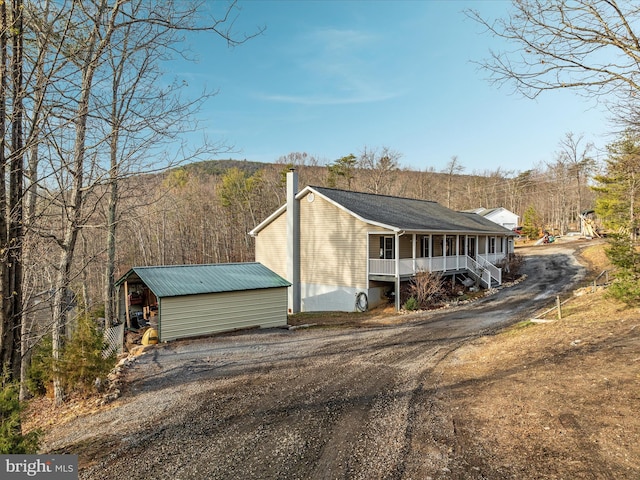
379 236 395 259
445 235 456 256
420 235 430 257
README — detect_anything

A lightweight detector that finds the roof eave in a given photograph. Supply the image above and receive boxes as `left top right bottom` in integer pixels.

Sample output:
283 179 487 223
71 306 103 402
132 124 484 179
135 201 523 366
249 203 287 236
307 186 402 232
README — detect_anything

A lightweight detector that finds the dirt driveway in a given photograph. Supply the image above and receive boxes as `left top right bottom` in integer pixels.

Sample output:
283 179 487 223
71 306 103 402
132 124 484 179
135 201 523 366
42 239 632 479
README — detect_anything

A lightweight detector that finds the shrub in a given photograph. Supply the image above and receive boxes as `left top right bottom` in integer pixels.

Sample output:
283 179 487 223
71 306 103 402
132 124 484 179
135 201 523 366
27 313 117 399
57 313 117 396
403 296 419 311
26 335 53 397
604 233 640 306
607 269 640 306
409 270 446 309
0 375 40 453
497 253 525 282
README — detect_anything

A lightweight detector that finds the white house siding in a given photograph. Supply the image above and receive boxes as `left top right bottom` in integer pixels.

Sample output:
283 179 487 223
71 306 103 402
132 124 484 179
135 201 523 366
301 283 363 312
485 209 518 230
158 288 287 342
254 212 287 280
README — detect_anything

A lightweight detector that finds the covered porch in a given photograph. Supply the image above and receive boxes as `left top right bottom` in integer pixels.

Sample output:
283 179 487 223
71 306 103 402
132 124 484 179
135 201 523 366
367 231 512 288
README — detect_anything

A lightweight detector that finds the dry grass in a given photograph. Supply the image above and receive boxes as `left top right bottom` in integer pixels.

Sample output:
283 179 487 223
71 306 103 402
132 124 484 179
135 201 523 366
441 276 640 477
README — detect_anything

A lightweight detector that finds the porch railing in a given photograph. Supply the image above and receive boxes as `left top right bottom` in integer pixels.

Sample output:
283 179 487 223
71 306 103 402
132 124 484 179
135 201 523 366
476 255 502 285
369 254 501 288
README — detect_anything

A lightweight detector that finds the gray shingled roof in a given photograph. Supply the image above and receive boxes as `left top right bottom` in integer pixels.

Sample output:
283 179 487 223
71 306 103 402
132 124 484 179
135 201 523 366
115 262 290 298
313 187 513 234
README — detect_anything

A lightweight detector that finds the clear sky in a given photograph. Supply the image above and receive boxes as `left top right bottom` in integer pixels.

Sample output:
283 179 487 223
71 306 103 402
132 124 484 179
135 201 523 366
170 0 614 174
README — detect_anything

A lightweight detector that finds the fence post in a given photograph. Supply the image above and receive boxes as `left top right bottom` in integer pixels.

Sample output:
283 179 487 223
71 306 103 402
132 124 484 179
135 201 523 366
556 295 562 320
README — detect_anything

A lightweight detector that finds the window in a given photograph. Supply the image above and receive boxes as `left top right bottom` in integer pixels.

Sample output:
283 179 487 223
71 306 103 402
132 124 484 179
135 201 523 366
379 236 395 259
489 237 496 254
468 237 476 257
459 236 466 256
445 235 456 256
432 235 444 256
420 235 430 257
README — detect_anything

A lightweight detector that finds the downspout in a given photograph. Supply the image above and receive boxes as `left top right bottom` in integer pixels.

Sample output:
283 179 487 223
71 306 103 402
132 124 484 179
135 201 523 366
287 169 301 313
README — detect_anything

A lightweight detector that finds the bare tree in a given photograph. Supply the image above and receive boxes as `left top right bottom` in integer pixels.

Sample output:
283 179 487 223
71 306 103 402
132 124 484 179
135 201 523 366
467 1 640 102
358 146 401 195
0 0 26 381
98 0 240 327
556 132 595 223
442 155 465 209
11 0 263 406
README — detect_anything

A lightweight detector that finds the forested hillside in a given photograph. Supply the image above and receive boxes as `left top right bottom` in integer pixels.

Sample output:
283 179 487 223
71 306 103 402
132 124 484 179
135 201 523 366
105 150 595 281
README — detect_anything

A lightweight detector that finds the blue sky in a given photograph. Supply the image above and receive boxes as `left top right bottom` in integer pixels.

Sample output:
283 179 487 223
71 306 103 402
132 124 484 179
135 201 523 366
172 0 613 174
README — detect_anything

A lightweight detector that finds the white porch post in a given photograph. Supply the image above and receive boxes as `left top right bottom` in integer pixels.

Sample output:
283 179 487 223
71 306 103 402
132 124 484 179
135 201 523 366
395 232 401 311
412 233 416 273
366 234 370 280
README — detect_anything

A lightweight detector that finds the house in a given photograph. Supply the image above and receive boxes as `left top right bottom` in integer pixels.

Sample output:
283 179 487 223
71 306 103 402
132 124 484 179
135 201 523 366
467 207 519 231
249 170 516 313
115 263 290 342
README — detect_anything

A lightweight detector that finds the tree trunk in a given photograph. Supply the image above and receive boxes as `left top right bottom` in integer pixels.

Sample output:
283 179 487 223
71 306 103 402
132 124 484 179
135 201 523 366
51 0 115 405
0 0 10 373
3 0 24 380
104 126 119 326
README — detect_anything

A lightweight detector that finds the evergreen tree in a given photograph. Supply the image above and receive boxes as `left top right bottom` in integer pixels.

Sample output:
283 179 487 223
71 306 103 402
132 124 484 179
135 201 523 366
592 131 640 305
593 131 640 239
522 206 542 240
327 154 357 189
604 233 640 306
0 377 39 453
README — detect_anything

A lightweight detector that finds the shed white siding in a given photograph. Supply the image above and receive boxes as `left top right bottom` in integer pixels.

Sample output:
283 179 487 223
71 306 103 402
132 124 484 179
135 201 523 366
158 287 288 342
484 208 519 230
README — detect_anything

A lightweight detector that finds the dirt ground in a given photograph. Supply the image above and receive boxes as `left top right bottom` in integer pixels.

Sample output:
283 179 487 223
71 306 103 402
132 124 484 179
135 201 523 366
29 238 640 479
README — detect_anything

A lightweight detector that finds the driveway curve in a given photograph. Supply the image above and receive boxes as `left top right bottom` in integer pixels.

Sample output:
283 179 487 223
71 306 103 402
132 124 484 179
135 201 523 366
44 240 587 480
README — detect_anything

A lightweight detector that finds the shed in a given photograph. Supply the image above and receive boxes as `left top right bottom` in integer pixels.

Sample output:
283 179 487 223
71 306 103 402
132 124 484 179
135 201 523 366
115 263 291 342
466 207 519 231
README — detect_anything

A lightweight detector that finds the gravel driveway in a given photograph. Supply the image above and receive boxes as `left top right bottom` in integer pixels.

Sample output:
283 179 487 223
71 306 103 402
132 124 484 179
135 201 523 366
43 241 586 479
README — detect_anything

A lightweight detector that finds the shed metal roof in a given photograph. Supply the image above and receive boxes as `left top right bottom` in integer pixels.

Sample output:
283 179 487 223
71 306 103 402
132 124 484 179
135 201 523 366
115 262 291 298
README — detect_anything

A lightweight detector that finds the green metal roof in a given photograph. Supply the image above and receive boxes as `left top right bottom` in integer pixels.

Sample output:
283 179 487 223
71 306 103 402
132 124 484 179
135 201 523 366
115 262 291 298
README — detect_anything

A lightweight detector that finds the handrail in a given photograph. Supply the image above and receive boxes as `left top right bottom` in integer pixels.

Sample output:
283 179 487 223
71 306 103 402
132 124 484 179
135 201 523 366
369 254 503 288
476 256 502 284
465 255 491 288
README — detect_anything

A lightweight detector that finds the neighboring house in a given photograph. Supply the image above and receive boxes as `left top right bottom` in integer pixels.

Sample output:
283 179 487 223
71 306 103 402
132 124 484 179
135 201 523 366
250 171 515 313
467 207 520 231
115 263 290 342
